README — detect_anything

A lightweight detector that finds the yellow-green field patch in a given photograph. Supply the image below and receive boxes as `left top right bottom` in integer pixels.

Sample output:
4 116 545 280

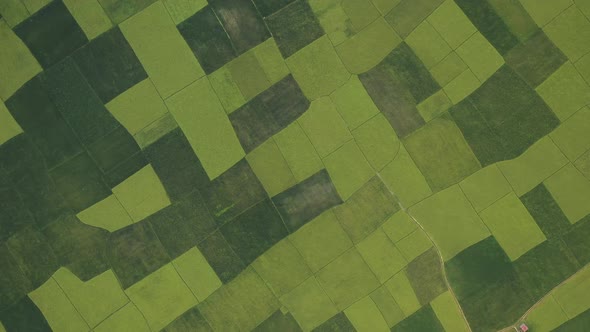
544 163 590 224
76 195 133 232
330 75 380 130
0 20 41 100
498 136 568 196
526 294 568 332
120 1 204 98
336 18 402 74
280 276 338 331
431 291 469 332
172 247 222 302
289 210 353 273
459 164 512 212
345 296 390 332
357 228 408 283
324 140 375 200
165 77 245 180
551 106 590 161
54 268 128 328
29 277 89 332
106 79 169 136
246 139 297 196
273 122 323 182
410 185 490 261
126 264 197 331
352 113 400 171
286 36 350 100
480 193 547 261
112 165 170 222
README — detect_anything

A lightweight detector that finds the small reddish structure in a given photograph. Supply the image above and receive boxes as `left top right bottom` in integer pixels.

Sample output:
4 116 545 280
519 323 529 332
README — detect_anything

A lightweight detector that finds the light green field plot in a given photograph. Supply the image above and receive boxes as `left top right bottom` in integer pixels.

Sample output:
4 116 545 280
417 90 452 122
456 32 504 82
289 210 353 273
409 185 490 261
208 66 247 114
228 52 270 101
443 68 481 104
0 20 41 100
430 52 468 86
0 101 22 145
324 140 374 200
330 75 380 130
345 296 390 332
352 114 400 171
316 248 380 310
459 164 513 212
382 211 418 243
576 52 590 83
252 239 312 298
334 176 398 243
112 165 170 222
93 303 150 332
106 79 169 136
172 247 222 302
576 150 590 179
357 228 408 283
544 163 590 224
120 1 204 98
125 264 197 331
0 0 30 27
246 139 297 196
63 0 112 40
133 112 179 149
544 5 590 62
406 20 451 69
370 0 400 15
298 97 352 158
498 136 568 196
403 115 481 192
336 18 402 74
537 62 590 121
431 291 469 332
22 0 51 14
379 145 433 208
199 267 279 331
479 193 547 261
286 36 350 100
520 0 573 27
53 268 128 328
385 271 421 317
341 0 379 31
371 285 406 327
526 294 568 332
274 122 323 182
161 0 207 24
280 276 338 331
29 278 89 332
395 228 433 262
307 0 352 46
254 38 290 84
76 195 133 232
553 265 590 318
165 77 245 180
427 0 476 49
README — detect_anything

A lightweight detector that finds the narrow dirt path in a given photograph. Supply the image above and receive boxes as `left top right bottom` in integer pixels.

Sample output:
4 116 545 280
377 173 473 332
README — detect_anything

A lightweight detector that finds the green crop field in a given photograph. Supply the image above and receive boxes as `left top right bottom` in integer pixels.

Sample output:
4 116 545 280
1 0 590 331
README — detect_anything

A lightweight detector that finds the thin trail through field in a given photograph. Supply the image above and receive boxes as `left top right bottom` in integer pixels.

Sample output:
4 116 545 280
376 173 473 332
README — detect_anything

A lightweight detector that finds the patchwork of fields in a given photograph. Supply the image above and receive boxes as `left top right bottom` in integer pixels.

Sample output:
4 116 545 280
1 0 590 331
